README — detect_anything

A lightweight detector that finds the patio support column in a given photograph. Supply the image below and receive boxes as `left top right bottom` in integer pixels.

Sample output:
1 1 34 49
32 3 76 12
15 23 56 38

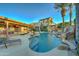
76 4 79 55
4 21 9 48
6 21 9 39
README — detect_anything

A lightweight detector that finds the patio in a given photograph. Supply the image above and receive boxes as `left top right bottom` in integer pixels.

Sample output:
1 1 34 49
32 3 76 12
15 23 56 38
0 33 76 56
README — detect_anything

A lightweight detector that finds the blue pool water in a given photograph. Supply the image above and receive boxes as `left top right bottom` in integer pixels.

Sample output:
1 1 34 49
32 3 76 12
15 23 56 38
29 32 62 53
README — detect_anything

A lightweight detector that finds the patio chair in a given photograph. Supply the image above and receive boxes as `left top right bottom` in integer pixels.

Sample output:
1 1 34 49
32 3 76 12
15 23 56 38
0 38 21 48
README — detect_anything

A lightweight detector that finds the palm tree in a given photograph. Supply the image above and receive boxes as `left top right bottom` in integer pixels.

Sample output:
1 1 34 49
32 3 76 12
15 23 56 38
67 3 75 26
68 3 73 26
69 4 72 26
55 3 67 31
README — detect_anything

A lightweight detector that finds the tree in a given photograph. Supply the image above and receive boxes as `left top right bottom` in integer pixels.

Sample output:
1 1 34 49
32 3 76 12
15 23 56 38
66 3 75 26
66 3 74 26
69 3 73 25
54 3 67 31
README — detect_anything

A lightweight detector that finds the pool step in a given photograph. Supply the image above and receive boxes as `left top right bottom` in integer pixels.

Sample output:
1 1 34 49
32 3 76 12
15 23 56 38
29 37 39 51
31 43 39 51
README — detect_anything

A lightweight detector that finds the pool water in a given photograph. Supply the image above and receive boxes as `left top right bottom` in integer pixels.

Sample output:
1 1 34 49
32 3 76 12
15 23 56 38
29 32 62 53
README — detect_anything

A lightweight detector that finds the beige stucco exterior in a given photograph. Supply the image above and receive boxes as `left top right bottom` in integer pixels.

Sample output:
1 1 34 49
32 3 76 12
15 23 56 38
0 16 32 36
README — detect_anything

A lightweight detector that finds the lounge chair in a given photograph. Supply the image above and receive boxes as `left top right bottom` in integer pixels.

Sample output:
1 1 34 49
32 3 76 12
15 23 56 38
0 39 21 48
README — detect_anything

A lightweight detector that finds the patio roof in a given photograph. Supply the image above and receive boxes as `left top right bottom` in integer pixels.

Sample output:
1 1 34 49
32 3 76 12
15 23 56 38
0 16 33 28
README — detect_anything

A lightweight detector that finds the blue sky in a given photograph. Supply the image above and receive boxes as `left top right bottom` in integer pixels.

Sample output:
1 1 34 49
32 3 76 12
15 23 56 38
0 3 76 24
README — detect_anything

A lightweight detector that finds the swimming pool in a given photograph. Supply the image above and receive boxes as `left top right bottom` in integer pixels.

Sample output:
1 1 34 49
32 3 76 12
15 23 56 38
29 32 62 53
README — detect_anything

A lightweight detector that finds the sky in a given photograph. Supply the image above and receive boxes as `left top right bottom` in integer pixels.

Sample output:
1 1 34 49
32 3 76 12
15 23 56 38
0 3 76 24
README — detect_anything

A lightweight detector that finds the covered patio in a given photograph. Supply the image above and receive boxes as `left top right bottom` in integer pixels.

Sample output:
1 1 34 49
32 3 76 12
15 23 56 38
0 16 33 48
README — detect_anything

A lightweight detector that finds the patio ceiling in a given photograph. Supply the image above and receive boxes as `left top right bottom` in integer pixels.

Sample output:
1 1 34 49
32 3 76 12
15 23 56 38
0 16 33 28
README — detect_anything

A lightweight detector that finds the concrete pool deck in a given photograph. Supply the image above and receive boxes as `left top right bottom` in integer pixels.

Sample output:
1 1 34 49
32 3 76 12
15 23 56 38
0 34 76 56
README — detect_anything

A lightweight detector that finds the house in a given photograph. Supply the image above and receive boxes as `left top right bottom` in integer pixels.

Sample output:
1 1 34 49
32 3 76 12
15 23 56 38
0 16 32 36
39 17 54 31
